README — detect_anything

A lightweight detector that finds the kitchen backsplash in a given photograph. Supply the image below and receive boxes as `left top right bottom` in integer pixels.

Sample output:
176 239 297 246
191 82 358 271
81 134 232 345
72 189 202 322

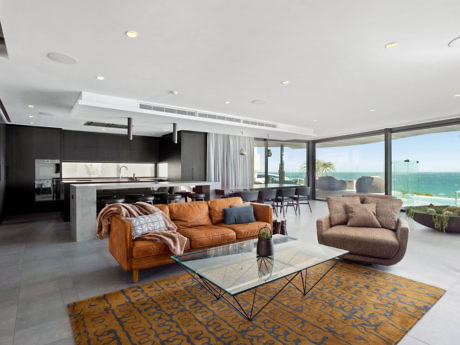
61 162 156 178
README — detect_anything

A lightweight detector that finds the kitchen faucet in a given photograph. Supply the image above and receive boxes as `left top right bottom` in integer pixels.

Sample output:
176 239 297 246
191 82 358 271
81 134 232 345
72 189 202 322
119 165 128 179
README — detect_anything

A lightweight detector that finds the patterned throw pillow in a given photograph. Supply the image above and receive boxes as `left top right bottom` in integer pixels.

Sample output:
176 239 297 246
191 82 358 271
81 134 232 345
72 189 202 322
128 212 167 239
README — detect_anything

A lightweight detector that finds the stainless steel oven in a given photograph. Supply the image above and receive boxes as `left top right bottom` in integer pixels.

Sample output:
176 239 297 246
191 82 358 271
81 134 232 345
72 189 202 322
35 159 61 201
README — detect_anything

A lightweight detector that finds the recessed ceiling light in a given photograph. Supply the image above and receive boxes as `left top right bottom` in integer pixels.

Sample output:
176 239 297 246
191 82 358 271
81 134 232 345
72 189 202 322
46 52 78 64
385 42 398 49
281 80 290 85
28 104 34 109
224 101 231 104
369 108 376 112
313 119 318 122
169 90 179 95
455 94 460 97
28 115 34 118
125 30 138 38
96 76 105 80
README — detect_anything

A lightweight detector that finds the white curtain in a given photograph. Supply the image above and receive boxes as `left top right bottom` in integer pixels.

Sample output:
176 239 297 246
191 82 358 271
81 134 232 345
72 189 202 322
207 133 254 187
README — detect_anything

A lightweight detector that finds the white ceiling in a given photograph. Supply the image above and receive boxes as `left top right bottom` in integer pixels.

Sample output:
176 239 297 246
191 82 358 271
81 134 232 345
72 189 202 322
0 0 460 139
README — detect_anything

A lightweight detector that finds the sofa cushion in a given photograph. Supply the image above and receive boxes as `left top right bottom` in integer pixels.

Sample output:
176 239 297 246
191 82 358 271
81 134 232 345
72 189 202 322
327 196 361 226
154 204 170 218
168 201 211 228
218 221 270 239
322 225 400 259
223 206 256 225
346 203 381 228
178 225 236 249
132 239 191 258
363 197 402 230
208 197 243 224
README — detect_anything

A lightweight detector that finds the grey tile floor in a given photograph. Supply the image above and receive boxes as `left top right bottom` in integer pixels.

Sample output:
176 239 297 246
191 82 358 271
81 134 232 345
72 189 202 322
0 200 459 345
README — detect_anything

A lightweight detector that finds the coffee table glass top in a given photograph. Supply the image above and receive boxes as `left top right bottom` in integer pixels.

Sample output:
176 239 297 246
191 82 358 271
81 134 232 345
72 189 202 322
172 235 348 295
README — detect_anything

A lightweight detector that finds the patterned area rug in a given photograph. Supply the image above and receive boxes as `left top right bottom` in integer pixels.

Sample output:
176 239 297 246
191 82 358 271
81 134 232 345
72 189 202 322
68 261 444 345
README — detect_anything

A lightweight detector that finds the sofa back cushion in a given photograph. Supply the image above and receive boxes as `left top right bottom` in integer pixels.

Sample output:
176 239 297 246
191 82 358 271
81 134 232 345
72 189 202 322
154 204 170 218
363 197 402 230
208 197 243 224
343 193 392 203
168 201 211 227
346 203 381 228
327 196 361 226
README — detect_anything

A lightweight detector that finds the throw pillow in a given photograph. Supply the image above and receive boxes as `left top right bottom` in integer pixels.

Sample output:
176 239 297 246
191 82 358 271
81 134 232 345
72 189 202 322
346 203 381 228
128 211 167 239
223 206 256 225
327 196 361 226
230 202 251 208
363 196 402 230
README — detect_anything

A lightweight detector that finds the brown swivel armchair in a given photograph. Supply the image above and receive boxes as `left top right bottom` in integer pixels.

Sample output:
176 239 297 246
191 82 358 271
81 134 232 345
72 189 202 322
316 194 409 266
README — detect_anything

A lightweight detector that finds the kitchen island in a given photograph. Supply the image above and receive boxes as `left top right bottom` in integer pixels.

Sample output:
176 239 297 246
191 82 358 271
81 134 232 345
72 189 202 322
70 181 221 242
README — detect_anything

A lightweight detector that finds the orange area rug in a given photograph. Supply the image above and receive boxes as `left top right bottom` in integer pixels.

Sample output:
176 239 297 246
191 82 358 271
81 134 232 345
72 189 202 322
68 261 444 345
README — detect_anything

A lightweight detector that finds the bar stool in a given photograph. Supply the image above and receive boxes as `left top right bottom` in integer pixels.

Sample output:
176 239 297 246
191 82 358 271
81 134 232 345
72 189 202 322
291 186 312 214
189 193 206 202
238 190 259 202
166 194 182 204
274 188 296 217
125 194 145 203
97 196 126 213
135 195 156 205
258 189 278 216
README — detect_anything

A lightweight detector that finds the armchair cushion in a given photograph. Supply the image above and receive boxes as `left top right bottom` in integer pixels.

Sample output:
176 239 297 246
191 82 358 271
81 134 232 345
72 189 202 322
327 196 361 226
321 225 399 259
346 203 381 228
363 197 402 230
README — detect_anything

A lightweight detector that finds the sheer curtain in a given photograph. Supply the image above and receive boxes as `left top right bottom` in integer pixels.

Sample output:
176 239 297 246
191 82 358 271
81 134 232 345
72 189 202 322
207 133 254 187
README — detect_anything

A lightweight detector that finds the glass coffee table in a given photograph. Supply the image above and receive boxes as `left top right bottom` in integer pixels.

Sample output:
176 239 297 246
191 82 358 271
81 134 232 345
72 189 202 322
172 235 348 321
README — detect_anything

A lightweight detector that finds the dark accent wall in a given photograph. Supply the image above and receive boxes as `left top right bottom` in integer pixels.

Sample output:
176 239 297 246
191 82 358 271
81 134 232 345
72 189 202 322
159 131 207 181
4 125 159 216
0 122 6 219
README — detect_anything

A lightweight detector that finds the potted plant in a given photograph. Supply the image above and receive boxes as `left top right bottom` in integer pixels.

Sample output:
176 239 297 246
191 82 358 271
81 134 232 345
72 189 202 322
257 224 274 257
406 205 460 233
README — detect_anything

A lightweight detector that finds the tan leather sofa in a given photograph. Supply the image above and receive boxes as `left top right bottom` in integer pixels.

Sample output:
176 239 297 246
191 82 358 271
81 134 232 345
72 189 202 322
316 194 409 266
109 197 272 282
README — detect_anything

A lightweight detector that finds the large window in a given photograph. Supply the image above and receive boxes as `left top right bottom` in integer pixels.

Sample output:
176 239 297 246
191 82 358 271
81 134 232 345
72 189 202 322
316 135 385 200
392 124 460 206
254 140 307 185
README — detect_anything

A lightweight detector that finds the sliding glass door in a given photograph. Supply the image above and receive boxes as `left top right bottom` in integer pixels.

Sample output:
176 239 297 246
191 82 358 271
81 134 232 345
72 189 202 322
315 134 385 200
392 124 460 206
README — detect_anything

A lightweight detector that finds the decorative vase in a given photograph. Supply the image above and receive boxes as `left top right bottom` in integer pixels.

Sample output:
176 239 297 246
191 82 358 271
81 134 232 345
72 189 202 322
257 238 274 257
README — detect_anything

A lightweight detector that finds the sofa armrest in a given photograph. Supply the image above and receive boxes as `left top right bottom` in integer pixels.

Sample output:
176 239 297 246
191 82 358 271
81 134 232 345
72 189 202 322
316 216 331 244
108 215 133 271
251 203 273 228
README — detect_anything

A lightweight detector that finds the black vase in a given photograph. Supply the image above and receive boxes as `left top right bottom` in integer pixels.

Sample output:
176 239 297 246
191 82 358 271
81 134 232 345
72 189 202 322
257 238 274 257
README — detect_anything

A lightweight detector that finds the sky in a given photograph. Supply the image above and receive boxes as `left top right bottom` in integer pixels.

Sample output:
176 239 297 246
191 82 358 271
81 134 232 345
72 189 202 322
256 130 460 173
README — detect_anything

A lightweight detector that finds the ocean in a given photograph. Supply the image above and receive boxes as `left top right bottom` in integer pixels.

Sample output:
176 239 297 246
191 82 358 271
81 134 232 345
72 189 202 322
273 171 460 198
327 172 460 199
